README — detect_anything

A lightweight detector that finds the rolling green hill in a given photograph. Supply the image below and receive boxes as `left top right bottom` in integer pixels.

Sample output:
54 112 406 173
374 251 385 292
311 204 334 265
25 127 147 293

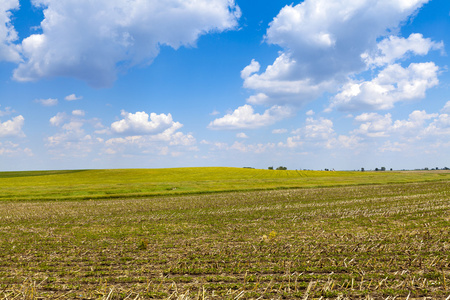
1 167 449 201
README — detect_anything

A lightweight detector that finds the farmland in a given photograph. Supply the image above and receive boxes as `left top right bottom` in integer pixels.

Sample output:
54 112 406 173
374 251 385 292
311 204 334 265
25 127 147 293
0 167 450 201
0 168 449 299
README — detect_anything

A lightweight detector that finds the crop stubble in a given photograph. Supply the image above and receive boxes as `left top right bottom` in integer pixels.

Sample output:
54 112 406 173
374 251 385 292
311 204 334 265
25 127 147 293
0 181 449 299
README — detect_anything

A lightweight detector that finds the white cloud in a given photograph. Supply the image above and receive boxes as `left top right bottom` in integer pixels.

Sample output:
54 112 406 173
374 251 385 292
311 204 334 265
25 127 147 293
330 62 439 111
36 98 58 106
242 54 335 106
46 109 197 158
168 131 196 147
264 0 428 81
104 110 197 156
391 110 437 133
104 127 197 156
62 121 84 132
362 33 444 67
0 106 14 117
279 117 335 149
353 113 392 137
47 120 87 147
0 0 21 63
242 0 434 108
334 135 363 150
0 141 33 157
208 104 293 130
278 135 302 148
72 110 85 116
441 101 450 113
379 141 407 152
205 140 275 154
303 117 335 140
272 128 287 134
236 132 248 139
45 113 107 158
422 113 450 137
0 115 25 137
352 110 441 139
111 110 177 135
306 110 315 116
13 0 241 87
49 112 67 127
65 94 83 101
229 141 275 153
277 103 450 160
240 59 260 79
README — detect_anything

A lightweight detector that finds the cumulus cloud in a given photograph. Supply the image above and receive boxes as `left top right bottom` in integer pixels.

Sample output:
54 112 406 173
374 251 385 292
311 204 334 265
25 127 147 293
391 110 438 134
46 125 96 156
422 114 450 137
276 102 450 157
36 98 58 106
302 117 335 140
72 110 85 116
279 117 335 149
46 111 107 158
65 94 83 101
242 54 335 106
236 132 248 139
352 110 441 139
352 113 393 137
45 109 197 159
0 115 25 137
242 0 438 109
330 62 439 111
12 0 241 87
104 109 197 156
49 112 67 127
47 114 89 147
264 0 428 81
111 110 178 135
240 59 260 79
104 124 196 156
208 104 293 130
362 33 444 67
0 0 21 63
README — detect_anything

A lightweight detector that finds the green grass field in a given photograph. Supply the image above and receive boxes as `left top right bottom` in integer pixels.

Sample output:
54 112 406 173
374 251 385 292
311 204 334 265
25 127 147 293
1 167 449 201
0 168 449 299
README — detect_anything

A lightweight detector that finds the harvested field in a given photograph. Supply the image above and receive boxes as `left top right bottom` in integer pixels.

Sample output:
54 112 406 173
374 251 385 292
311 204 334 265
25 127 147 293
1 179 449 299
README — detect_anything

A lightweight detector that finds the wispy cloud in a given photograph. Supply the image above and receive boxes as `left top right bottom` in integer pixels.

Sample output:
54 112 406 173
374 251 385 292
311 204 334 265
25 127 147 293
65 94 83 101
36 98 58 106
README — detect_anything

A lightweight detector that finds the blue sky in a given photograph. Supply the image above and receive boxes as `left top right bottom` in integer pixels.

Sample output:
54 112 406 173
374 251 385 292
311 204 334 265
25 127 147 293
0 0 449 171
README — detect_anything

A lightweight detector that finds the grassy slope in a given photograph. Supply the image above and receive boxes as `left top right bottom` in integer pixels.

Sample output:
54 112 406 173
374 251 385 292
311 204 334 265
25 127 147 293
1 167 450 201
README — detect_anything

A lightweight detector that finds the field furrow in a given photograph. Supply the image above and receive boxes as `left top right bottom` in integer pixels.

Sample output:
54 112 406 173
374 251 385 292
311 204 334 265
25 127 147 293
1 179 449 299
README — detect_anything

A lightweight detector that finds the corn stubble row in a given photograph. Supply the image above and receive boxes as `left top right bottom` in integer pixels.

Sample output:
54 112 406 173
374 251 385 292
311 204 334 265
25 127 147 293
0 181 449 299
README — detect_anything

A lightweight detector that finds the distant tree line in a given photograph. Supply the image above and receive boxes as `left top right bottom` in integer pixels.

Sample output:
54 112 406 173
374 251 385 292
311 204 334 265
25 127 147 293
268 166 287 170
360 167 449 171
260 166 450 172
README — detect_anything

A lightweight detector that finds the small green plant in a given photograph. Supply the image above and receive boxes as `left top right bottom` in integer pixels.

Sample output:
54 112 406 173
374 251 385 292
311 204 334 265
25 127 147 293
261 230 277 242
137 239 148 250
